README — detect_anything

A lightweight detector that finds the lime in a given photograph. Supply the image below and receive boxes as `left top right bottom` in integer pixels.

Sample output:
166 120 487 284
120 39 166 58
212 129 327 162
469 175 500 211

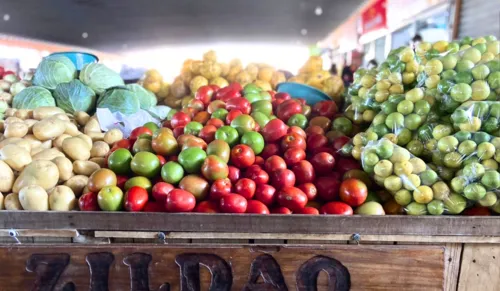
482 159 499 171
403 174 421 190
437 79 454 94
432 181 451 200
458 140 477 155
394 161 413 176
414 100 431 116
471 80 491 101
390 147 411 163
406 140 424 157
388 72 402 84
432 124 453 140
363 152 380 167
444 193 467 214
463 162 485 179
460 36 472 45
478 192 498 207
437 136 459 153
406 202 427 215
450 176 468 193
477 142 496 160
441 54 458 70
384 175 403 192
425 59 444 75
374 160 393 177
456 60 475 72
427 200 445 215
395 189 412 206
473 132 491 144
381 101 397 114
450 83 472 102
483 117 499 133
464 183 487 200
481 170 500 189
487 72 500 89
444 152 463 168
397 100 414 115
462 47 482 64
405 88 424 102
361 74 376 88
413 186 433 204
441 70 457 80
376 139 394 159
472 102 490 118
463 155 480 166
372 113 387 126
420 170 438 186
454 131 472 142
471 64 490 80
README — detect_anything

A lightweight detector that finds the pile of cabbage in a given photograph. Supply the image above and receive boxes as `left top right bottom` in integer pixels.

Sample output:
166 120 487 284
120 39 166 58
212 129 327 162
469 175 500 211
12 55 157 115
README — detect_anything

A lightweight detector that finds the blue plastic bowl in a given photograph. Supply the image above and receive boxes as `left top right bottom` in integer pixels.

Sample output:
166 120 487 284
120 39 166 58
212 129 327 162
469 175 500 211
49 52 98 70
276 82 330 105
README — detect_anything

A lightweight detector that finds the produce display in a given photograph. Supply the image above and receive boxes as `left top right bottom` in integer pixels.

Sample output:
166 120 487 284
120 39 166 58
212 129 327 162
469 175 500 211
343 35 500 215
0 66 32 120
12 56 157 115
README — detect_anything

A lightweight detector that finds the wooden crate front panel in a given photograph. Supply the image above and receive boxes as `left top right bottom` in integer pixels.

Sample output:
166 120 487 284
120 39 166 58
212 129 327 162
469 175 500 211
0 244 445 290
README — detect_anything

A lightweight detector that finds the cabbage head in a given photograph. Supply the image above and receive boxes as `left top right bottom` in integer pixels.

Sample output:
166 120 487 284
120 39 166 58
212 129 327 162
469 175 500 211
80 63 124 95
97 87 140 115
12 86 56 109
32 55 77 90
53 80 96 114
126 84 157 109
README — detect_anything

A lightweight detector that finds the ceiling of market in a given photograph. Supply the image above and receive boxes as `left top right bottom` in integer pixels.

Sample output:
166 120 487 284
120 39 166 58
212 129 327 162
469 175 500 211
0 0 364 53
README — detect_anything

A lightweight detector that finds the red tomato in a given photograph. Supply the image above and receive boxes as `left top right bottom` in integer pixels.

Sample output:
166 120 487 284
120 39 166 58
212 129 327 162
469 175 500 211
297 183 317 200
143 201 165 212
326 171 342 181
305 125 325 137
173 126 185 138
335 157 361 174
254 156 265 166
274 92 291 101
234 178 256 199
228 166 241 184
261 119 288 143
226 97 251 114
320 201 353 215
306 134 328 153
199 125 217 143
287 126 307 139
260 143 281 160
310 146 337 157
268 90 276 99
291 161 316 184
206 118 224 128
216 88 241 102
272 99 285 111
277 187 308 211
157 155 167 166
110 139 132 152
116 175 128 189
210 178 232 201
194 201 219 213
276 99 303 123
264 155 287 173
312 100 338 119
220 194 248 213
226 109 243 124
165 189 196 212
281 133 306 151
170 112 191 129
231 144 255 168
244 165 270 185
195 85 215 105
229 82 243 91
182 107 199 119
209 84 220 91
283 148 306 165
254 184 276 206
207 100 226 114
168 155 179 162
162 120 172 129
78 192 99 211
463 207 491 216
270 169 296 190
187 99 205 111
310 152 336 175
332 136 351 151
339 178 368 207
124 186 149 212
152 182 174 203
271 206 292 214
295 207 320 215
246 200 270 214
315 177 341 201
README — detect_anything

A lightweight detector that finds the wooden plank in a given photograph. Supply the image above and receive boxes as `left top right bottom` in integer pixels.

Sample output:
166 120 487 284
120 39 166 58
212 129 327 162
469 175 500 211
458 244 500 291
0 229 77 238
2 211 499 236
95 231 500 243
444 243 462 291
0 244 445 291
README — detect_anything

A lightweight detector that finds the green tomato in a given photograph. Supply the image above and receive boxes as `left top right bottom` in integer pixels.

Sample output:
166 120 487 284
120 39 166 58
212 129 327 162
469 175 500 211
245 93 263 104
212 108 228 120
251 112 270 128
230 114 256 135
450 83 472 102
243 83 262 95
240 131 265 155
287 114 308 129
178 147 207 174
184 121 203 136
130 151 161 178
251 100 273 116
215 126 239 147
166 109 178 121
143 122 159 132
161 161 185 184
333 117 353 135
108 148 133 175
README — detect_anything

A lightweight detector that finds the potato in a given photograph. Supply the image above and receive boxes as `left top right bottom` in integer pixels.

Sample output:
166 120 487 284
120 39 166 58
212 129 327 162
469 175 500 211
103 129 123 145
84 118 101 134
48 185 76 211
75 111 91 126
4 193 22 210
89 157 106 168
52 157 73 182
52 113 70 122
90 141 110 158
0 121 4 132
54 134 71 150
64 175 88 197
64 121 80 136
4 116 23 125
5 108 16 118
0 137 23 149
75 134 93 149
73 160 100 176
32 117 66 141
33 107 65 120
30 146 44 157
40 140 53 150
24 120 38 133
0 193 4 210
14 109 30 120
0 161 14 193
87 132 105 142
0 144 32 171
13 160 59 193
62 137 91 161
19 185 49 211
32 148 65 161
4 122 28 138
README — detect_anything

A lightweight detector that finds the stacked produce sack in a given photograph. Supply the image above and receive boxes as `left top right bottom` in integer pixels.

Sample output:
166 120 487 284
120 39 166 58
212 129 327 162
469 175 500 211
12 55 157 115
343 35 500 215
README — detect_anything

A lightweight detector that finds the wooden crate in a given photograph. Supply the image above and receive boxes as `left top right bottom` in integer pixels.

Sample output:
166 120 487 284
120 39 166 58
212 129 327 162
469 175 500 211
0 212 499 290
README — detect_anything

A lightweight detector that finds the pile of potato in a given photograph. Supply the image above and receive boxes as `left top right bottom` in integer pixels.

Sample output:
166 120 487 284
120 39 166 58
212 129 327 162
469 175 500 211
0 107 123 211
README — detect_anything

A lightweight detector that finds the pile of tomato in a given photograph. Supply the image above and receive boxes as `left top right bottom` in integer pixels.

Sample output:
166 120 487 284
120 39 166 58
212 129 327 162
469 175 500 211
80 82 384 215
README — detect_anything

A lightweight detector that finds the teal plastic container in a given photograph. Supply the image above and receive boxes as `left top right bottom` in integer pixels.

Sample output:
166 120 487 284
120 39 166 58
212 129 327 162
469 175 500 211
49 52 98 70
276 82 330 105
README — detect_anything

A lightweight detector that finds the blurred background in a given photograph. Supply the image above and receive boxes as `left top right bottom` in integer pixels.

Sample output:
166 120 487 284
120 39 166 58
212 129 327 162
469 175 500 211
0 0 498 82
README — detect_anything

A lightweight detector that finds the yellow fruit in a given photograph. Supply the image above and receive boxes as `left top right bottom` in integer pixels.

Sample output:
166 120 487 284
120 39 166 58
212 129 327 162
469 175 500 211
143 80 161 94
288 75 306 84
400 47 415 62
229 59 243 70
254 80 272 91
220 63 230 77
180 70 193 86
458 117 481 132
352 145 363 160
189 76 208 95
374 160 393 177
384 175 403 192
181 96 193 108
394 161 414 176
210 77 229 88
203 50 217 62
300 56 323 74
200 62 222 79
258 67 275 83
271 71 286 89
403 174 421 190
322 76 344 103
235 71 252 87
181 59 193 73
145 69 162 82
246 63 259 80
409 158 426 174
432 41 449 53
157 82 170 99
413 186 433 204
190 61 203 75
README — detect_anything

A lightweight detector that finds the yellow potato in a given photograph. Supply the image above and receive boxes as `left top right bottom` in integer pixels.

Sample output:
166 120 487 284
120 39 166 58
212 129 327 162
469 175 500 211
0 160 14 193
52 156 73 182
0 144 32 171
13 109 30 120
0 137 23 149
87 132 105 142
4 193 22 210
33 107 65 120
84 118 101 134
4 108 16 117
24 119 38 133
32 148 65 161
48 185 76 211
75 111 91 126
4 116 23 125
64 121 80 136
40 139 53 150
64 175 89 197
19 185 49 211
54 134 72 150
4 122 28 138
89 157 106 168
32 117 66 141
62 137 91 161
73 160 100 176
104 129 123 145
13 160 59 193
91 141 110 158
51 113 70 122
75 134 93 149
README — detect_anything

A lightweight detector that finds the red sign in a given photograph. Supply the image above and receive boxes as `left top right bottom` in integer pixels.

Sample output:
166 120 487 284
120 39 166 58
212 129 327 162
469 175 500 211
361 0 387 34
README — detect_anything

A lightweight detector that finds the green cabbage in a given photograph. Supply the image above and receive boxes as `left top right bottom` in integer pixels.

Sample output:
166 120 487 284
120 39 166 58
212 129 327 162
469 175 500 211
97 87 140 115
126 84 157 109
12 86 56 109
79 63 124 95
32 55 77 90
54 80 96 114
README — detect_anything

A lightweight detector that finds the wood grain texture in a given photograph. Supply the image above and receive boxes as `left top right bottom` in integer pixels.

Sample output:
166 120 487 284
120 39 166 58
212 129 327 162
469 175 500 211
0 244 445 291
444 243 462 291
1 211 500 236
458 244 500 291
